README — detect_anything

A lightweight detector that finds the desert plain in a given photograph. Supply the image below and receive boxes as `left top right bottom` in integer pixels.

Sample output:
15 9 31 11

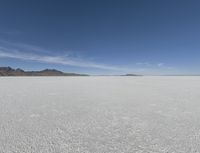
0 76 200 153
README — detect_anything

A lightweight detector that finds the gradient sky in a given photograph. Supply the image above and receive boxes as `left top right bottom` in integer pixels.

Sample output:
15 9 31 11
0 0 200 75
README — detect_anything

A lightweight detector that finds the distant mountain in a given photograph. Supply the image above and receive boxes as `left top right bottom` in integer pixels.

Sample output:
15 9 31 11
94 74 142 76
0 67 88 76
123 74 142 76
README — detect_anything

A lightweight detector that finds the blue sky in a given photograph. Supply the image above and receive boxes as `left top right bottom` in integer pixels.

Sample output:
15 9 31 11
0 0 200 75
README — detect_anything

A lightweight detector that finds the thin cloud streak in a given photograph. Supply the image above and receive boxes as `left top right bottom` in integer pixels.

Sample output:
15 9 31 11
0 40 174 74
0 40 126 71
0 39 50 54
0 50 127 71
136 62 152 67
157 63 164 67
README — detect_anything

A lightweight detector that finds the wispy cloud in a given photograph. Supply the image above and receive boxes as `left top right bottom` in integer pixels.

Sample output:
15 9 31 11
0 39 174 74
0 50 125 70
1 39 147 73
134 62 174 74
136 62 152 67
136 62 172 69
0 39 126 70
0 39 50 54
157 63 164 67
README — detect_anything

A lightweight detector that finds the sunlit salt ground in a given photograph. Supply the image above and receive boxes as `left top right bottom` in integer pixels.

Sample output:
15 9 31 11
1 77 200 153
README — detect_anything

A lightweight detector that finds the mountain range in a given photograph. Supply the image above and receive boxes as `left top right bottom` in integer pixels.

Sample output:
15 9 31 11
0 67 143 76
0 67 88 76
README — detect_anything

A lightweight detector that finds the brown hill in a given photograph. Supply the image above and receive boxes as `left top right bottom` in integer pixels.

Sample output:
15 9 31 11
0 67 88 76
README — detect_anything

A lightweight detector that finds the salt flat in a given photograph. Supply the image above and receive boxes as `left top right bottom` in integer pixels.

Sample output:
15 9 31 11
0 76 200 153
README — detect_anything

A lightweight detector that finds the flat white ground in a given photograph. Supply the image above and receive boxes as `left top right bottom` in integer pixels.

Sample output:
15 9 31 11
0 77 200 153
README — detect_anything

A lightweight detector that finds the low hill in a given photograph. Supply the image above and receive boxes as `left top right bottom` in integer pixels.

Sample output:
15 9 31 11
123 74 142 76
0 67 88 76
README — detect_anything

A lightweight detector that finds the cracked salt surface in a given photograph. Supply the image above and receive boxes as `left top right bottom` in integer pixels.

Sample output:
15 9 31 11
0 76 200 153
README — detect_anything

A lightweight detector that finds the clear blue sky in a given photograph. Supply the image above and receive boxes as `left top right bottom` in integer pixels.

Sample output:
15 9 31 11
0 0 200 75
